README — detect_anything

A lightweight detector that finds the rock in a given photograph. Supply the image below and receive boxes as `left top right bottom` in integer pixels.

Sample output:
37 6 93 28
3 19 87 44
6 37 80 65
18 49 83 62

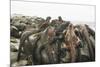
10 52 18 64
11 60 28 67
11 26 20 38
10 43 18 52
10 38 20 52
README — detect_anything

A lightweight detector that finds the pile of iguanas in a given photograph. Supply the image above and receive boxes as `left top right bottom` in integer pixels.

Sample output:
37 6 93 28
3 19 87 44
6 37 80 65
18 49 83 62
10 15 95 66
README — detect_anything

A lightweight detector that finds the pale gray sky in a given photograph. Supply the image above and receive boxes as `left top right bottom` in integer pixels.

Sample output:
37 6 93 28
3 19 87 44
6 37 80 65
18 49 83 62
11 1 95 30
